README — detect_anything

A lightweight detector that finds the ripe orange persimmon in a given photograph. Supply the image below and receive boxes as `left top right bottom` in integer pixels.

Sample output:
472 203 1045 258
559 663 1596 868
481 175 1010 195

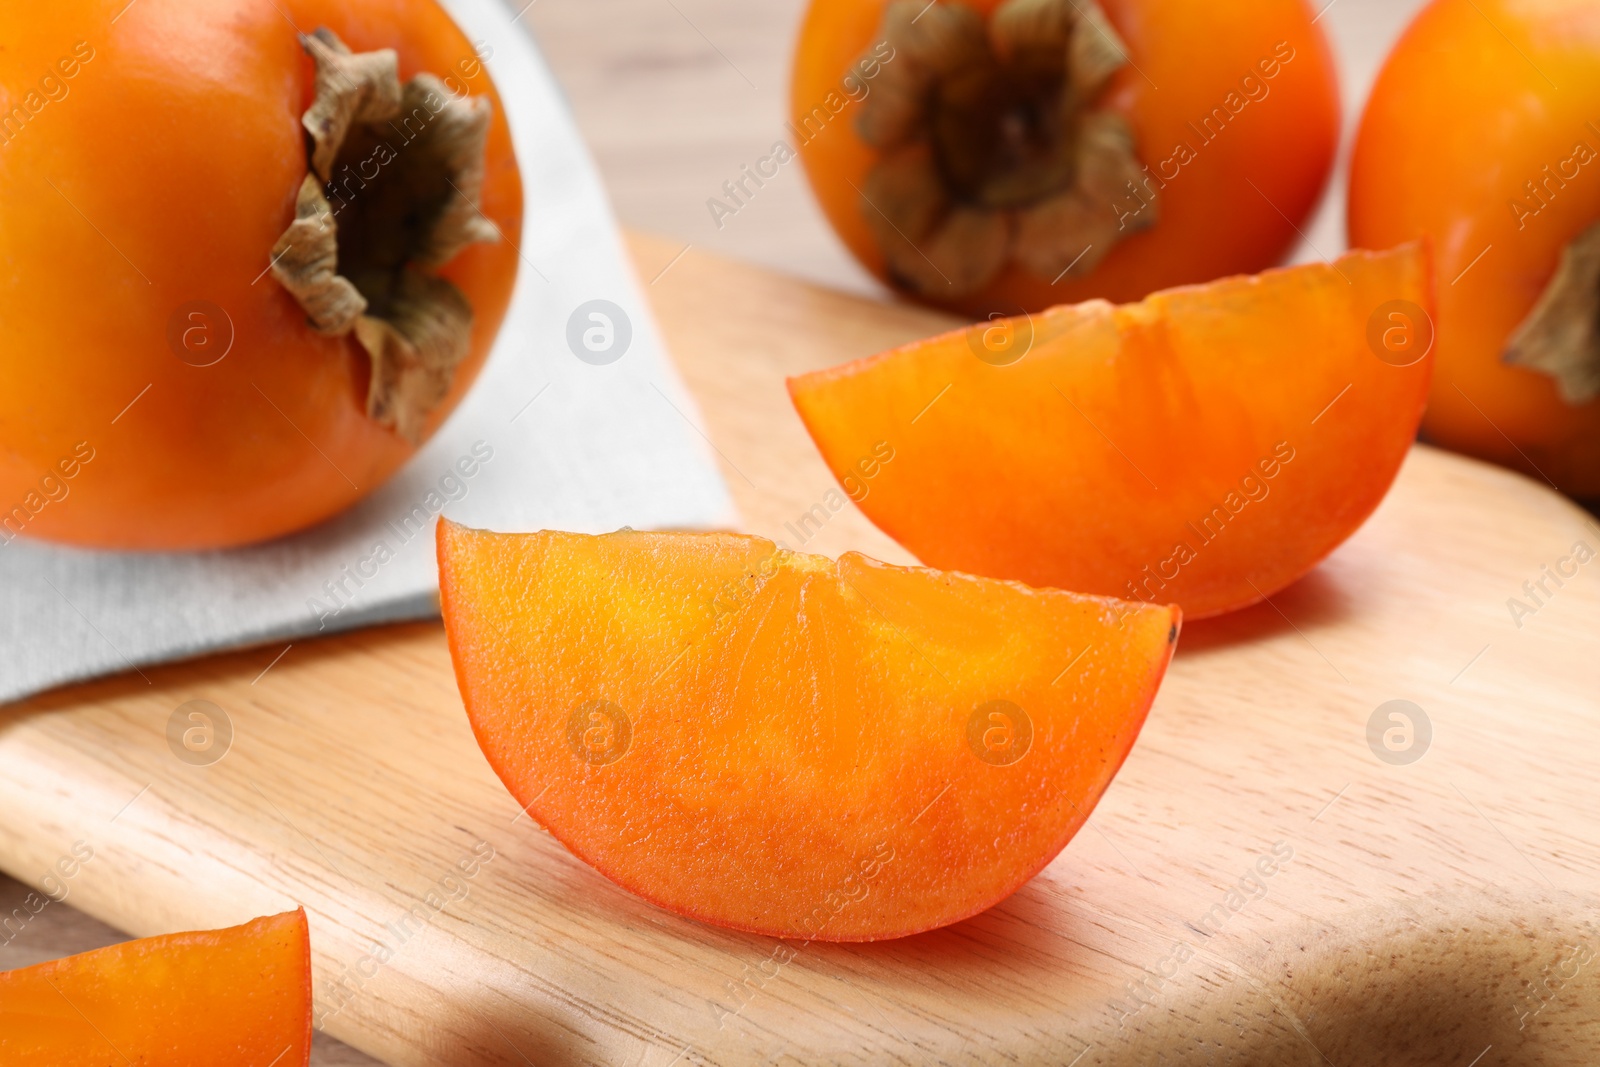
0 0 523 549
791 0 1339 315
0 909 312 1065
438 522 1178 940
1349 0 1600 498
789 243 1434 619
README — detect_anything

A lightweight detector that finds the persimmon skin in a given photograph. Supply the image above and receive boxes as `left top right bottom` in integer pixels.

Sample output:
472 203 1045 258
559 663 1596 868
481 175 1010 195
789 244 1434 620
0 0 523 550
792 0 1340 315
439 522 1178 941
1348 0 1600 497
0 909 312 1066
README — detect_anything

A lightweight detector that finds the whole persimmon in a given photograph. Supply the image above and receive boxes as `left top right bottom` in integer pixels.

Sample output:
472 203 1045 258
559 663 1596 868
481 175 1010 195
790 0 1340 316
0 0 523 550
1349 0 1600 498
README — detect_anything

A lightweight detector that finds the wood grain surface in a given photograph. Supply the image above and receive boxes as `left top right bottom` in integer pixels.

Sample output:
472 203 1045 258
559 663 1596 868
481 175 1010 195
2 234 1599 1065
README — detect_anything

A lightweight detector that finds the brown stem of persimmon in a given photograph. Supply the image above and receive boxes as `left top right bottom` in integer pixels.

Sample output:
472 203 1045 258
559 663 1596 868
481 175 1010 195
270 28 498 443
1503 219 1600 406
856 0 1153 298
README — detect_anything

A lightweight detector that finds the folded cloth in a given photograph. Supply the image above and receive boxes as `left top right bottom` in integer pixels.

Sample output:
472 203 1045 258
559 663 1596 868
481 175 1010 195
0 0 736 706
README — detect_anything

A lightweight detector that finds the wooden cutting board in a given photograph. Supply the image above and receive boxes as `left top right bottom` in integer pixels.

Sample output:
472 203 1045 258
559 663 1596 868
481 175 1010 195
3 234 1599 1066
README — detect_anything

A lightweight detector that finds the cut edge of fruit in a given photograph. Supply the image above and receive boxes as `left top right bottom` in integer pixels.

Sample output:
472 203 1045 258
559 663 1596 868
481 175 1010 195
288 907 314 1063
438 520 1178 623
790 242 1431 397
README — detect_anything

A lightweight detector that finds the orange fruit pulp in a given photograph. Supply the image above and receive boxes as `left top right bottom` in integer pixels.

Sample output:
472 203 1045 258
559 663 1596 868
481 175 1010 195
439 522 1178 941
0 909 312 1066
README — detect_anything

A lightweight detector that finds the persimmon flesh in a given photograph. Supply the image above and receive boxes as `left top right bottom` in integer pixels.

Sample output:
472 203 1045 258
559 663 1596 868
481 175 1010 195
0 909 312 1066
439 522 1178 941
0 0 523 549
1348 0 1600 497
789 243 1434 619
791 0 1340 314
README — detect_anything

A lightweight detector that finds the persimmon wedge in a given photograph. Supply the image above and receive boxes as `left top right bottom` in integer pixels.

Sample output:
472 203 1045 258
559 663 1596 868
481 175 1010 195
438 522 1178 941
0 909 312 1066
790 243 1435 619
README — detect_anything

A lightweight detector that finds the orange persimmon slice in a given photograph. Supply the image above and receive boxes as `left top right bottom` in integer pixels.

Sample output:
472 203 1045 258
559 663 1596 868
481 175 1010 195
439 522 1178 941
789 243 1435 619
0 910 312 1066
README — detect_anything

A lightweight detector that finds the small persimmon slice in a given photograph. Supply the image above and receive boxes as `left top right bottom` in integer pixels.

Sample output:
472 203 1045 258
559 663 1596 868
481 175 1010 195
439 522 1178 941
0 909 312 1066
789 244 1435 619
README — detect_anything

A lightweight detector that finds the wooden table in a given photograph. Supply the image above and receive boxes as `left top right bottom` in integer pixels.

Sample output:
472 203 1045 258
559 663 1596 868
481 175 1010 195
2 234 1598 1066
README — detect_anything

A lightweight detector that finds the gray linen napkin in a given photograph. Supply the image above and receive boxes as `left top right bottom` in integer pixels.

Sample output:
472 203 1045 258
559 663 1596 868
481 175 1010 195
0 0 736 705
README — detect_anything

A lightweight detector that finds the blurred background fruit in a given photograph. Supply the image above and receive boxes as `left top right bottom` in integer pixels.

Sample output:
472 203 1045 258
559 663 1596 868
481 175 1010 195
1349 0 1600 500
792 0 1341 315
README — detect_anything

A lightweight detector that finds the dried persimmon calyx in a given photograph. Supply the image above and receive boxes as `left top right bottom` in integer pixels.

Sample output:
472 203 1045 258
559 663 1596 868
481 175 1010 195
273 175 368 336
270 27 498 443
855 0 1153 298
1503 219 1600 405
